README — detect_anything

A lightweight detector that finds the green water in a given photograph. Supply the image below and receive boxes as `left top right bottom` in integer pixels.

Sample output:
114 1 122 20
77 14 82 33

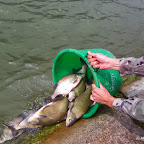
0 0 144 142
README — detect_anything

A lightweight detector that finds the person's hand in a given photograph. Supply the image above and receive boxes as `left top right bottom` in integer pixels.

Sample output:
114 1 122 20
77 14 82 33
90 82 115 107
87 51 120 70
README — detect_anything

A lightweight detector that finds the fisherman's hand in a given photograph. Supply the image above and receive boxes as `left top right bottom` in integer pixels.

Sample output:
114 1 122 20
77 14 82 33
90 82 115 107
87 51 120 71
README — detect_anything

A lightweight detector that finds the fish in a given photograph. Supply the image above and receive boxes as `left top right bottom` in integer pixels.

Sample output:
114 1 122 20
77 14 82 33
0 114 27 144
49 73 85 101
28 96 69 126
0 112 41 144
66 84 93 127
10 110 42 130
48 59 87 101
18 113 42 129
73 58 87 75
0 124 19 144
68 77 86 102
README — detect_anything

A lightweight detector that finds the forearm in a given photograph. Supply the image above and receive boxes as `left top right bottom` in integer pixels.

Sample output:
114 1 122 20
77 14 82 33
113 97 144 122
109 58 120 71
119 56 144 76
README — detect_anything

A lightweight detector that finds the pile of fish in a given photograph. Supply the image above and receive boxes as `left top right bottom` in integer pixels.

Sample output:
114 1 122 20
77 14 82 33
0 59 94 143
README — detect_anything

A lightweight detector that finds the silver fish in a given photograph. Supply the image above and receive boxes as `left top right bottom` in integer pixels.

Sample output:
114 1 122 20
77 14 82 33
18 113 41 129
66 85 93 127
0 124 18 144
68 78 86 102
0 113 27 144
73 59 87 75
49 74 85 101
28 96 69 126
0 112 41 144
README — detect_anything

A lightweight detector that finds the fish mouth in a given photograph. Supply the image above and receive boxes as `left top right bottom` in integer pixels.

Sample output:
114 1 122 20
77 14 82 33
66 119 75 127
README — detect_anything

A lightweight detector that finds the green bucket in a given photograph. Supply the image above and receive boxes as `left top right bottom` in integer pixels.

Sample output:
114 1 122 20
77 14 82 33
52 49 122 118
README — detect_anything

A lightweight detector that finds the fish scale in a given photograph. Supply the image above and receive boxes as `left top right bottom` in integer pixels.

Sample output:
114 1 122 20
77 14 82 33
50 73 85 100
28 97 69 126
66 85 93 127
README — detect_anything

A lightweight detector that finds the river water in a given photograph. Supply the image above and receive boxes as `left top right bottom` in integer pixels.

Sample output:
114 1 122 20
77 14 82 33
0 0 144 140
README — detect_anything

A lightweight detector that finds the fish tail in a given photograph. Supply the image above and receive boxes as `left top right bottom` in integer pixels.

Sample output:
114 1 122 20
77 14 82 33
47 93 57 102
3 124 17 138
47 96 52 102
43 97 52 105
52 94 63 102
48 91 58 101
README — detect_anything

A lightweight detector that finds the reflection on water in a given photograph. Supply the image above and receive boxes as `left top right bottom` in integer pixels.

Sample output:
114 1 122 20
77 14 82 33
0 0 144 143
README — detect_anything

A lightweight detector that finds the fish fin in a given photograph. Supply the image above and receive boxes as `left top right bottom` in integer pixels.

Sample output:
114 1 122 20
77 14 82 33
43 98 49 105
47 96 52 102
3 124 17 137
38 115 47 119
52 94 63 102
10 113 26 126
16 113 27 120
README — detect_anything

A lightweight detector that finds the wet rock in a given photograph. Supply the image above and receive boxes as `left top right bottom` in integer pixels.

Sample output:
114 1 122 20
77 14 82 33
35 105 144 144
121 77 144 99
28 75 144 144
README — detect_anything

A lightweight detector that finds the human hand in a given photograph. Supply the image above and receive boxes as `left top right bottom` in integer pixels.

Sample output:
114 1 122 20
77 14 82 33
90 82 115 107
87 51 120 70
